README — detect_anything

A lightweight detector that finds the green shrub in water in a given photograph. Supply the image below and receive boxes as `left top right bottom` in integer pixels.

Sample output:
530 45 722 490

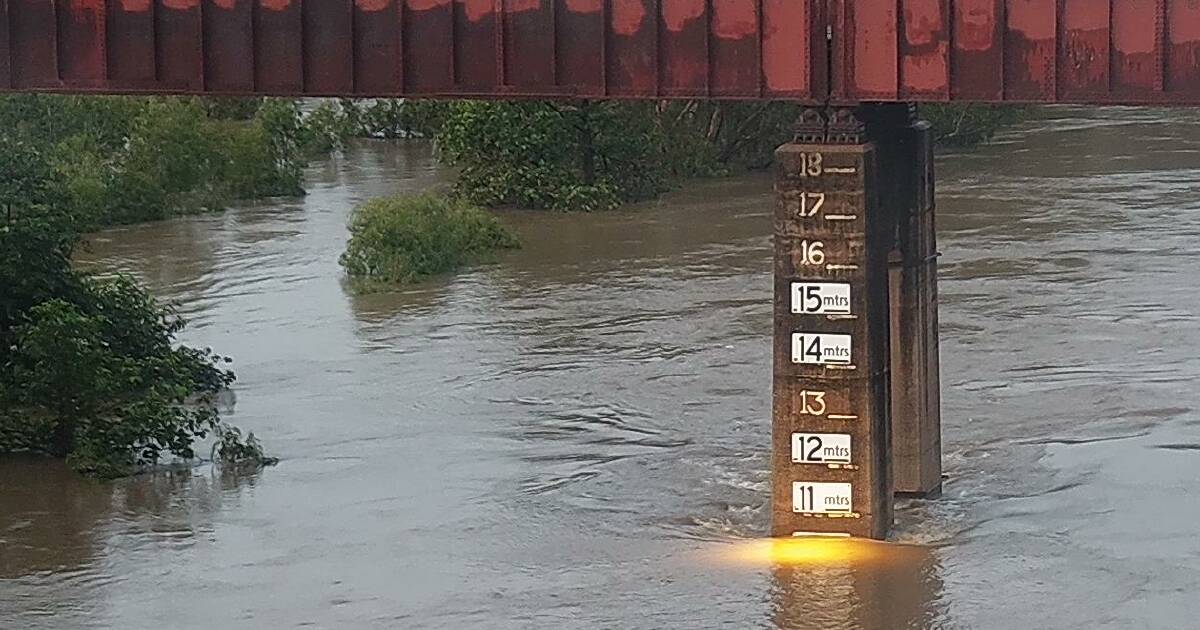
339 194 520 289
435 100 683 212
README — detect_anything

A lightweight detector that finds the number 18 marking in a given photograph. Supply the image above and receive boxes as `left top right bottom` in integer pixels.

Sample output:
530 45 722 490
797 153 824 177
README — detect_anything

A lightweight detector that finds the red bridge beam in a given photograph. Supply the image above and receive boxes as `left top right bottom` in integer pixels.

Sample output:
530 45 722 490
0 0 821 100
2 0 1199 104
836 0 1200 105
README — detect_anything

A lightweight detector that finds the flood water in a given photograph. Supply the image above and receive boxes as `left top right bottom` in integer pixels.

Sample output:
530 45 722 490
4 107 1200 629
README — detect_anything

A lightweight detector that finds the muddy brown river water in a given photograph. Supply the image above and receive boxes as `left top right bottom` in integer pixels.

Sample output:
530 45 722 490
4 107 1200 629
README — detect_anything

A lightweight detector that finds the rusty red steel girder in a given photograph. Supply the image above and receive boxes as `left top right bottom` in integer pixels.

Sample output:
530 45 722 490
1 0 1199 104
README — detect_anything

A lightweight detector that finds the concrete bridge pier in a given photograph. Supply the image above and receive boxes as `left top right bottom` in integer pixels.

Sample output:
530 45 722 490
879 113 943 499
771 105 942 540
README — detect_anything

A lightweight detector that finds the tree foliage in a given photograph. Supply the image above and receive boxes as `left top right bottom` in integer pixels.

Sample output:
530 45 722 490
339 193 519 290
292 99 453 155
431 100 1029 211
0 94 309 229
0 100 278 477
436 101 653 211
433 100 814 211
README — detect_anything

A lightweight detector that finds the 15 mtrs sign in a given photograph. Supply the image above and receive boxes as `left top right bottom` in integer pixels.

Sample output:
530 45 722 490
791 282 852 315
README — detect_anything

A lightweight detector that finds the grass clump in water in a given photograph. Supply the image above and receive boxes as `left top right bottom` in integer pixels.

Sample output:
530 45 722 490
339 193 519 290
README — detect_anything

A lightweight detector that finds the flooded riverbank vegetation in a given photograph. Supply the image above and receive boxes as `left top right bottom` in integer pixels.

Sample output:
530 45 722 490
295 99 1028 213
0 95 310 229
429 100 794 212
0 192 271 478
0 95 1025 473
0 96 285 477
339 193 519 290
320 100 1025 212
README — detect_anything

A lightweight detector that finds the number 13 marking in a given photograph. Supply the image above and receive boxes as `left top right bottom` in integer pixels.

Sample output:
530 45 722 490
799 390 826 416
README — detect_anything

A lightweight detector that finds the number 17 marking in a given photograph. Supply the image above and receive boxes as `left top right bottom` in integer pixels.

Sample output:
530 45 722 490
797 192 825 218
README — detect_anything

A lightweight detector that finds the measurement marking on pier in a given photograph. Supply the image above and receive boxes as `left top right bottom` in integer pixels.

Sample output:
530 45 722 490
827 414 859 421
792 433 852 464
798 390 826 415
796 192 826 218
791 282 851 315
824 167 858 174
824 214 858 221
825 264 859 272
792 333 852 365
793 482 853 514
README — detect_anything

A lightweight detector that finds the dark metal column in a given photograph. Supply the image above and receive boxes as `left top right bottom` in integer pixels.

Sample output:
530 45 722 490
866 106 944 498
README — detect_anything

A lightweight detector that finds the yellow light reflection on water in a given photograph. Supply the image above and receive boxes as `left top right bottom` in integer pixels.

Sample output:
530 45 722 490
713 536 898 568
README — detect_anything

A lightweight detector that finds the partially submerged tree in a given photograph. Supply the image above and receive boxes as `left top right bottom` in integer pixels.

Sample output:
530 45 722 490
0 128 271 478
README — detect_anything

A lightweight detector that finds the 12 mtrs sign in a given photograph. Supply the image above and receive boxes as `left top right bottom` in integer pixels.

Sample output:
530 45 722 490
791 433 852 464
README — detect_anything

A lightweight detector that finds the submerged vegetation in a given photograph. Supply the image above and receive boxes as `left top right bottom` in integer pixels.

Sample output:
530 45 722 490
407 100 1028 212
0 140 270 477
0 95 310 229
298 98 1029 214
0 95 298 477
433 100 796 212
1 94 1028 472
339 193 519 290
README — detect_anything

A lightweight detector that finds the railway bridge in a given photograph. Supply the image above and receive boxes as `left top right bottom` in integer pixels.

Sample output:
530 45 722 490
4 0 1198 539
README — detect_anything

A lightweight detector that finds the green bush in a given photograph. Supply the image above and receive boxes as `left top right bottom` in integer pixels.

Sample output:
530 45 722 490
201 96 266 121
435 101 686 211
355 99 450 139
297 100 356 156
431 100 1031 211
0 94 309 229
339 193 519 289
293 99 453 156
432 100 834 211
0 125 269 478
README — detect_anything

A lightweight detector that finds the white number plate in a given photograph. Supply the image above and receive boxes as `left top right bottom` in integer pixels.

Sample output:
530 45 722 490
791 433 852 464
793 482 853 514
791 283 852 315
791 333 852 365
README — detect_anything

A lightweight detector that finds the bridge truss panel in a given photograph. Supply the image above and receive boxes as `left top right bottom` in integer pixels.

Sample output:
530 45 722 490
4 0 1200 104
836 0 1200 105
0 0 824 101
